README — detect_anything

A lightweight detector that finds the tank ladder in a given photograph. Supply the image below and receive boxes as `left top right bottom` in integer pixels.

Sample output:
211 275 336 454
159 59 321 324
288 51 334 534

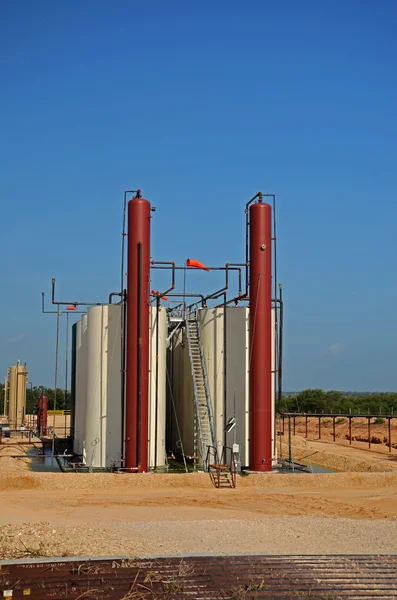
206 445 237 488
186 310 216 466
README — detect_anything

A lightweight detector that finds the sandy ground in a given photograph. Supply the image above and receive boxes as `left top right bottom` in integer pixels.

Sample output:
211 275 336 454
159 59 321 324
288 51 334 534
1 465 397 558
280 435 397 472
1 435 397 560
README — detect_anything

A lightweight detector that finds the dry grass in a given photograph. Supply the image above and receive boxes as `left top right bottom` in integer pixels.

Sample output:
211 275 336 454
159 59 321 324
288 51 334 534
117 560 194 600
0 522 72 559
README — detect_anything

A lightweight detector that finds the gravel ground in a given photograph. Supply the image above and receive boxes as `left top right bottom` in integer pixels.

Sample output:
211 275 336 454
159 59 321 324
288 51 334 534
1 448 397 561
1 517 397 559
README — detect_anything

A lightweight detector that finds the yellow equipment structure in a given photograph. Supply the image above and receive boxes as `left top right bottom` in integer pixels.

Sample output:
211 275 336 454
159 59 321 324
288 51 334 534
7 361 27 428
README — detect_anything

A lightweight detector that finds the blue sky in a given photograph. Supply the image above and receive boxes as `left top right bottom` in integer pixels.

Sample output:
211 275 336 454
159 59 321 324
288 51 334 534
1 0 396 391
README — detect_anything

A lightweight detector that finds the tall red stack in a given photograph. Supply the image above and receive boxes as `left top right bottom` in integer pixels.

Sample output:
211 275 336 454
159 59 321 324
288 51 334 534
125 192 151 472
37 394 48 437
249 200 272 472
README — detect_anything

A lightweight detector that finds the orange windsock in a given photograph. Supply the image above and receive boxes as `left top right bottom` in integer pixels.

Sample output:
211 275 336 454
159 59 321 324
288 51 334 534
186 258 210 271
66 306 77 311
151 290 168 301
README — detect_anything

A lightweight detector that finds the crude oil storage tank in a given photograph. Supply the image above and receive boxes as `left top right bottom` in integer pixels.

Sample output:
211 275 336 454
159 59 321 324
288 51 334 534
7 361 27 429
67 189 280 474
167 306 277 469
83 305 122 468
72 304 167 469
73 316 87 455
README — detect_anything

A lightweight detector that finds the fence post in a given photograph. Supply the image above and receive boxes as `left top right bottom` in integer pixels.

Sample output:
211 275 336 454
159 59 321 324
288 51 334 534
368 417 371 449
388 418 392 453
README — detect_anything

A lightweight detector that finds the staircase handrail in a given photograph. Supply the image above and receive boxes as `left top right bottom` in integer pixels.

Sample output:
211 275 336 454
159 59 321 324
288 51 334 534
186 312 205 462
195 309 216 447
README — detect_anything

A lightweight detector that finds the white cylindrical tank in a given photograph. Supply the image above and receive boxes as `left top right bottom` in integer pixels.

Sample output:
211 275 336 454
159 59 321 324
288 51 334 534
73 320 83 454
80 314 88 459
149 305 167 468
272 308 277 463
105 305 122 468
170 306 277 469
84 306 103 467
84 305 121 468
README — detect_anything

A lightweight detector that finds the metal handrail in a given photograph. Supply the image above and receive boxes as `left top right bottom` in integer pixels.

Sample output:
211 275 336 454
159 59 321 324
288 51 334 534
195 309 216 448
206 444 237 488
186 311 205 464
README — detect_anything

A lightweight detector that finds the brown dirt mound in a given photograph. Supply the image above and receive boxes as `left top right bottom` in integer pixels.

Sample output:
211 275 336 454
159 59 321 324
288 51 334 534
0 471 39 490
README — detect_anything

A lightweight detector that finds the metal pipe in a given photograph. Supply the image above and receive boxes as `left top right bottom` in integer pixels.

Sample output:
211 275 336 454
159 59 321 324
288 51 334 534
205 265 230 302
121 289 127 462
64 312 69 439
245 192 263 297
109 292 122 304
278 285 283 412
151 261 176 297
227 263 245 296
52 307 60 458
151 264 242 300
51 279 103 307
121 190 140 306
70 323 77 443
42 292 85 314
154 296 160 469
333 416 336 442
120 189 140 465
223 292 227 447
154 292 207 307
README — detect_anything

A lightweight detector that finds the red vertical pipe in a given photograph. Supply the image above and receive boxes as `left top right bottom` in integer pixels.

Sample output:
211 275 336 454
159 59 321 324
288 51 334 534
37 395 48 436
125 193 151 472
249 201 272 472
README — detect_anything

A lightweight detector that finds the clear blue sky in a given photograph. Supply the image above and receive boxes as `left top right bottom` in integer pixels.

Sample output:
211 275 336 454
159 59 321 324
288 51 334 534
1 0 396 391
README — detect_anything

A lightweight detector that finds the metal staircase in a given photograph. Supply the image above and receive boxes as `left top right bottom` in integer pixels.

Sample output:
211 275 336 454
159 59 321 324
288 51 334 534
186 310 215 465
206 445 237 488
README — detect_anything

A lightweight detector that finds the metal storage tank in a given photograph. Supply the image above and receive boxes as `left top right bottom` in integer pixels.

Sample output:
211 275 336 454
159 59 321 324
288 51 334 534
7 362 27 429
149 304 167 468
170 306 277 469
73 320 83 454
168 325 195 459
3 371 9 417
199 307 250 461
84 305 122 468
70 322 77 443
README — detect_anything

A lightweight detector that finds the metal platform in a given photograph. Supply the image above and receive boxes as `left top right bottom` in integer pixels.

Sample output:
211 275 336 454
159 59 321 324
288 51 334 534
1 554 397 598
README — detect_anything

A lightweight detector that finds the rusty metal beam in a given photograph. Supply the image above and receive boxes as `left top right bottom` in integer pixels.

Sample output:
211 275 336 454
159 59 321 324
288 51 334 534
1 554 397 599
